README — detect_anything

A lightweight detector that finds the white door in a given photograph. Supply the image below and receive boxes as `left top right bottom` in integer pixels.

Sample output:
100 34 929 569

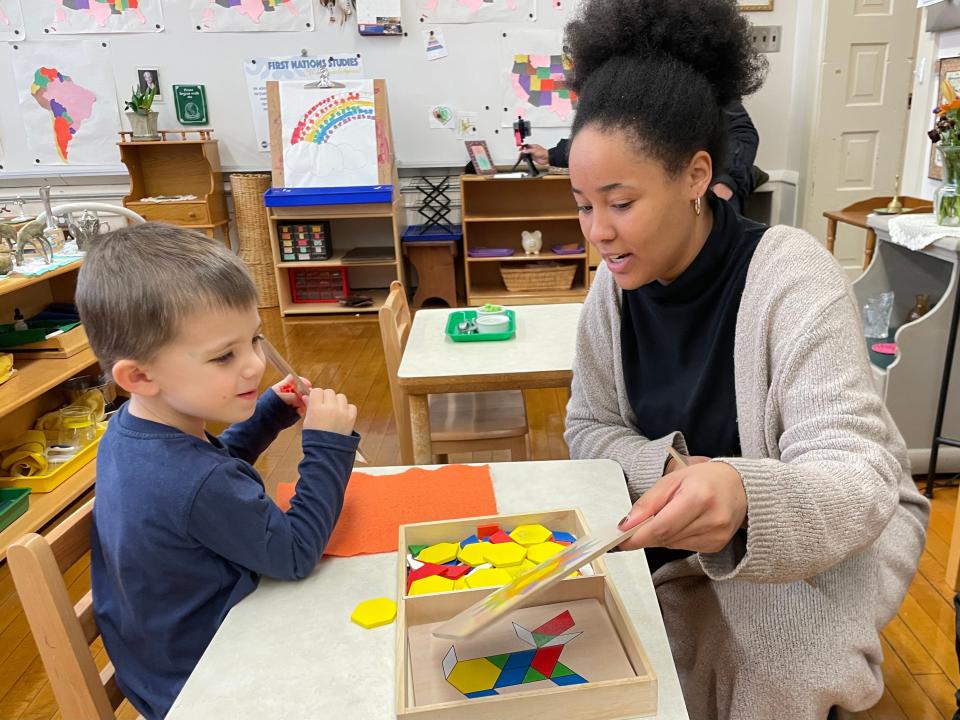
802 0 919 274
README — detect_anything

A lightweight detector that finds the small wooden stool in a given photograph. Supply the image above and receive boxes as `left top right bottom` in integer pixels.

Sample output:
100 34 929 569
402 240 459 310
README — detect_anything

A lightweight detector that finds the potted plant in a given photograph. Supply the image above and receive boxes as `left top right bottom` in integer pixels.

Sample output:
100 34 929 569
124 85 159 141
928 80 960 226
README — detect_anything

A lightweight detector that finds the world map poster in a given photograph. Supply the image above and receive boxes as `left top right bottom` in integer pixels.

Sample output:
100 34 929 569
501 30 577 129
12 42 121 166
39 0 164 34
190 0 314 32
0 0 25 41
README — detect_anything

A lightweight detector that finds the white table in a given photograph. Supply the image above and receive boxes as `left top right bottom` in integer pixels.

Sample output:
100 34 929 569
167 459 688 720
396 303 582 464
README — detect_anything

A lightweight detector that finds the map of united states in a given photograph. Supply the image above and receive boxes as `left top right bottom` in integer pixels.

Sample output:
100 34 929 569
54 0 146 27
205 0 299 24
511 53 577 122
30 67 96 162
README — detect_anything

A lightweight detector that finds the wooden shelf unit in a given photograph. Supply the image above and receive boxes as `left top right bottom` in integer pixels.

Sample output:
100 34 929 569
0 265 99 562
460 175 589 306
268 203 404 317
118 131 229 244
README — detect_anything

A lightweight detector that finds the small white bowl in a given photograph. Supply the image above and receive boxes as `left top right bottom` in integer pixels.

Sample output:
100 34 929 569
476 315 510 334
476 305 507 317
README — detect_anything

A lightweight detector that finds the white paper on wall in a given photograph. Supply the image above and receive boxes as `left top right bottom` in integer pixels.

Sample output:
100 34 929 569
190 0 314 32
38 0 164 34
279 79 379 188
11 41 121 166
500 30 577 129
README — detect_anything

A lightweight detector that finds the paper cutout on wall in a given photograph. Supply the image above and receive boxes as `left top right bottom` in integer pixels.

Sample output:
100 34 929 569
11 42 120 166
245 55 364 152
423 27 448 61
0 0 25 41
190 0 314 32
501 30 577 129
280 80 378 188
40 0 164 34
419 0 535 24
442 610 587 698
429 103 455 130
455 111 478 140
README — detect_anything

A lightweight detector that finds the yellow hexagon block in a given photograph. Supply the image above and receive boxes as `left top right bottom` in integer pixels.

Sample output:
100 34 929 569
526 541 567 564
409 575 455 595
504 559 537 579
447 658 502 695
465 567 513 589
417 542 459 565
457 541 492 567
350 597 397 629
509 523 553 547
482 541 527 568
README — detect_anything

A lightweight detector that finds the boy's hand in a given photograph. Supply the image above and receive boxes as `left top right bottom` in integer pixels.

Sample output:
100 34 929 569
272 374 312 416
303 388 357 436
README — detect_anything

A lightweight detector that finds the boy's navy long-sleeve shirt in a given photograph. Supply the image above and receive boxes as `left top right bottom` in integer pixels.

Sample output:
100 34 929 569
91 390 357 720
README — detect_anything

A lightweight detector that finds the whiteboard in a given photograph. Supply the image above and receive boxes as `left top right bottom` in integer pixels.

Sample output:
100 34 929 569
0 0 575 178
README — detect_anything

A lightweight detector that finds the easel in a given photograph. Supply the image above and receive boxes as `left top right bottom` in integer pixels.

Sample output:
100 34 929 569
261 78 407 317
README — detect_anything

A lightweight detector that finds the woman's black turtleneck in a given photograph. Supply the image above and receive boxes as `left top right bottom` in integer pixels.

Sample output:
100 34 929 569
619 195 767 573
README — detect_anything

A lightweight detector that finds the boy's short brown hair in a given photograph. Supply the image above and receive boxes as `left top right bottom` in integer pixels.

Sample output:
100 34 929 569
76 223 257 375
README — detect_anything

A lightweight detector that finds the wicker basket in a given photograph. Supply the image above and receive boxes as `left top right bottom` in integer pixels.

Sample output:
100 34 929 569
247 262 279 309
230 173 273 266
500 262 577 292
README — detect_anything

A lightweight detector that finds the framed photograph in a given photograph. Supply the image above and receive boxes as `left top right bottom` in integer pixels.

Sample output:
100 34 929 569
930 57 960 181
465 140 496 176
737 0 773 10
136 68 163 103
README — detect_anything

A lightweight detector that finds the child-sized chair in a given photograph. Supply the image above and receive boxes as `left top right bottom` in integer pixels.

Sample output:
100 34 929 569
8 499 130 719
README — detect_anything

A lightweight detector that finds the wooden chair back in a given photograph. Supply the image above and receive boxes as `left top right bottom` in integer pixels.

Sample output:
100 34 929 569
378 281 415 463
8 499 124 719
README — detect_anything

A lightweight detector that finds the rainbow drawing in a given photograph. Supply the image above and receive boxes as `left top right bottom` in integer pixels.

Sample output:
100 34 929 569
290 90 375 146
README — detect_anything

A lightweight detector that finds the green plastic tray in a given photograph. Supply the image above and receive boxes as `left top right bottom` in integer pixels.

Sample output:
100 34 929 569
445 310 516 342
0 487 30 533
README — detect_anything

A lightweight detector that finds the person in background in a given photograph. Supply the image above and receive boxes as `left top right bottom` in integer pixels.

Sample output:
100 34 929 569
524 102 760 214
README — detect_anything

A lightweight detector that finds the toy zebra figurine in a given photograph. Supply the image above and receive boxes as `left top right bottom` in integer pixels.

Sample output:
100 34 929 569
442 610 587 698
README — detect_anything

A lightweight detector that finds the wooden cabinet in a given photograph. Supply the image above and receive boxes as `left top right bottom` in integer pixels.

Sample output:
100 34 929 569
0 263 99 560
460 175 589 306
118 130 229 244
857 217 960 474
268 199 405 316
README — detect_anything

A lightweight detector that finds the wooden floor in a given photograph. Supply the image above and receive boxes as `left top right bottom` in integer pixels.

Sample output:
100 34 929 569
0 311 957 719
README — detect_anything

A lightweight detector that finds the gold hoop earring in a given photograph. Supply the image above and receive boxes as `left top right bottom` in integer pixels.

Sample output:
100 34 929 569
694 196 702 216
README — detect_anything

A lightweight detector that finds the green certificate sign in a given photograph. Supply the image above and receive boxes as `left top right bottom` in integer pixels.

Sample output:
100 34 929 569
173 85 208 125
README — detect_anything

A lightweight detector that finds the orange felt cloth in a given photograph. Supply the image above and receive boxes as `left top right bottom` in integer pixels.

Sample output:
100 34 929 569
275 464 497 557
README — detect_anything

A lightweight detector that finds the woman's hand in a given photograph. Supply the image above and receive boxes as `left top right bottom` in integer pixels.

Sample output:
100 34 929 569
619 461 747 554
272 374 312 415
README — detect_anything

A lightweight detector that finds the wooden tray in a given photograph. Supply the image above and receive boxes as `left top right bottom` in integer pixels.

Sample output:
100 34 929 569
395 510 657 719
4 324 89 359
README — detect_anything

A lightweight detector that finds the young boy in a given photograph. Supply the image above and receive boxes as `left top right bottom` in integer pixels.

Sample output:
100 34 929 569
75 223 359 720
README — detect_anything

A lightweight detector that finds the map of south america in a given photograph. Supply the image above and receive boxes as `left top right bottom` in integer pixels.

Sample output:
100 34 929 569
30 67 96 162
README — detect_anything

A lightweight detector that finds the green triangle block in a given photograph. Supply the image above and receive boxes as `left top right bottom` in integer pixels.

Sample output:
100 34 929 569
551 662 575 678
532 632 552 647
486 653 510 669
408 544 427 557
522 667 548 684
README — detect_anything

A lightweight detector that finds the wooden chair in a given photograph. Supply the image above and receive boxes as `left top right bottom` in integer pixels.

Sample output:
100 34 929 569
8 499 127 720
823 196 931 270
378 281 529 464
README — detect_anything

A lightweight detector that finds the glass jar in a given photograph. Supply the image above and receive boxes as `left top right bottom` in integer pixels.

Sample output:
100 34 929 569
57 405 96 451
905 294 931 324
936 145 960 226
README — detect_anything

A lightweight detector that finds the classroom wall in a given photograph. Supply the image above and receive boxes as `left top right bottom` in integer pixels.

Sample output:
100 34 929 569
0 0 812 227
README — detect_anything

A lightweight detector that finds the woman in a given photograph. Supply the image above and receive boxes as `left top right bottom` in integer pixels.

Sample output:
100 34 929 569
561 1 929 718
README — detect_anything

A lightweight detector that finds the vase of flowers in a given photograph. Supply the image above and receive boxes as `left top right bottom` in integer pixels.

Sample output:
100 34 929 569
929 81 960 226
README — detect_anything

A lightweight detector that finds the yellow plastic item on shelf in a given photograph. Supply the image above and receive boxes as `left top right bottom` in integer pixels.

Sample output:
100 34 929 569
0 425 105 492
